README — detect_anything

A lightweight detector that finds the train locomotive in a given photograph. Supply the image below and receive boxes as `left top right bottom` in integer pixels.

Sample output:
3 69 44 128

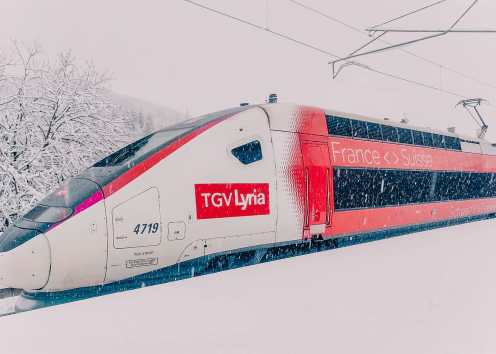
1 102 496 312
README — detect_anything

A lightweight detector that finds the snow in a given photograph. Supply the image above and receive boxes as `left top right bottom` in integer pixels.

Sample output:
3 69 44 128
109 92 185 131
0 44 183 232
1 219 496 354
0 296 17 316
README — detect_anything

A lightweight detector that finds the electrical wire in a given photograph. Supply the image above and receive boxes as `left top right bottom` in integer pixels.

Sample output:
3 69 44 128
287 0 496 91
180 0 341 58
180 0 496 107
369 0 450 29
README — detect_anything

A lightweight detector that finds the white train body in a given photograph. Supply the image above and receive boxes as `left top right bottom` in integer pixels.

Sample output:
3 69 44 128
0 105 296 291
2 103 496 294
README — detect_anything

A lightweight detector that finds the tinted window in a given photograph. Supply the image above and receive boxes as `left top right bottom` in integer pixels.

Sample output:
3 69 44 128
445 136 461 150
351 119 368 139
422 132 434 147
367 122 382 140
23 205 72 223
398 128 413 144
435 172 459 201
38 178 101 209
412 130 424 145
0 227 41 252
326 115 352 137
333 167 496 210
432 134 445 148
367 122 382 141
231 140 263 165
382 125 398 143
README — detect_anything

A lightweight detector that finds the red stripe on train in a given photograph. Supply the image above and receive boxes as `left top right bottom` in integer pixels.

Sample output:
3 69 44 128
102 118 226 198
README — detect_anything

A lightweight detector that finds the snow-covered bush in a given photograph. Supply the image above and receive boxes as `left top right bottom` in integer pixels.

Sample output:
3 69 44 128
0 44 156 231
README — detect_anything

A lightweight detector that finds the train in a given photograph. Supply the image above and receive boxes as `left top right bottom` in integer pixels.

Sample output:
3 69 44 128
1 102 496 312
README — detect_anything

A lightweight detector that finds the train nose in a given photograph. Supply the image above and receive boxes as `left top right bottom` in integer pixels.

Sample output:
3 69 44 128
0 233 51 290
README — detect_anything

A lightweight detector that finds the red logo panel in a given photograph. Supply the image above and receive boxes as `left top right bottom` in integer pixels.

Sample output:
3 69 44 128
195 183 270 219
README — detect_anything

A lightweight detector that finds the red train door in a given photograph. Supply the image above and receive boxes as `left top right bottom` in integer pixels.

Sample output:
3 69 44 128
300 140 331 237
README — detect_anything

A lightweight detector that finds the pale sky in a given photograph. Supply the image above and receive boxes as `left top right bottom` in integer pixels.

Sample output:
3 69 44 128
1 0 496 139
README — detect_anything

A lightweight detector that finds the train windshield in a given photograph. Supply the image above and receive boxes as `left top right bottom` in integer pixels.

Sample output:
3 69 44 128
23 205 72 224
21 178 101 224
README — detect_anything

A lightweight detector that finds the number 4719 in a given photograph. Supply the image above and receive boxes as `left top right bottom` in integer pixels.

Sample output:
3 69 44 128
133 223 159 235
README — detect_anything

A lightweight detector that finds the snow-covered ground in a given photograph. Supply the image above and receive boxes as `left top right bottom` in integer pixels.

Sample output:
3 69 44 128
1 220 495 354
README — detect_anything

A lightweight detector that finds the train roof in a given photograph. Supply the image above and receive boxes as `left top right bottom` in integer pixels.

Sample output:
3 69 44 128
154 103 493 153
261 102 491 142
260 102 495 155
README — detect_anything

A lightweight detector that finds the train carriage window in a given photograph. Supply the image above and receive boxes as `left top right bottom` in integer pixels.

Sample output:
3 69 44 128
479 174 490 198
432 134 445 148
382 125 399 143
441 135 447 148
473 173 490 199
419 171 434 203
452 172 465 200
333 168 376 210
351 119 368 139
444 172 463 200
367 122 383 141
435 172 453 201
454 138 462 150
334 167 496 211
405 170 432 204
458 173 472 200
489 174 496 198
422 132 434 147
326 115 352 137
383 170 404 206
231 140 263 165
398 128 414 145
412 130 424 146
445 136 461 150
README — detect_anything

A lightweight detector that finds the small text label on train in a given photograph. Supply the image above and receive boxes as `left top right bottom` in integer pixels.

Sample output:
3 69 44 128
329 141 433 169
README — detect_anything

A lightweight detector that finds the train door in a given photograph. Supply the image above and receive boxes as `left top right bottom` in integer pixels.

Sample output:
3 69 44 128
300 140 331 237
105 187 163 282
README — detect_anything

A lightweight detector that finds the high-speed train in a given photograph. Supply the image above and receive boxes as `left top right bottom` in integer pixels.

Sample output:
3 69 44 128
1 103 496 306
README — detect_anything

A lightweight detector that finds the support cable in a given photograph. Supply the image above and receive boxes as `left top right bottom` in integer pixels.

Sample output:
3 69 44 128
330 0 481 74
287 0 496 90
457 98 489 138
179 0 495 106
369 0 450 30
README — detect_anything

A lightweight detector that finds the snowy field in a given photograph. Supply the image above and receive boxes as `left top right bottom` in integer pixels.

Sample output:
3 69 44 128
1 219 495 354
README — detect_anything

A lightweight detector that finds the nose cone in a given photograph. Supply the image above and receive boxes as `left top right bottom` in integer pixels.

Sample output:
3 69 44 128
0 233 50 290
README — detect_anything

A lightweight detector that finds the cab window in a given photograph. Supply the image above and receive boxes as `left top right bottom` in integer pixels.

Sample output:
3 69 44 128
231 140 263 165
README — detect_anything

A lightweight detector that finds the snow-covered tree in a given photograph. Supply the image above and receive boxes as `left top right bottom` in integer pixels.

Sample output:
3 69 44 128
0 44 154 231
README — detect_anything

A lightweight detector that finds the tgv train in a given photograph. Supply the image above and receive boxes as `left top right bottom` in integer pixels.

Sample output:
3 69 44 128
1 103 496 305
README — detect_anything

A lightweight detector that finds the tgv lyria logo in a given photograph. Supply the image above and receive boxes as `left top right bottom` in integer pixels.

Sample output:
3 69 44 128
195 183 270 219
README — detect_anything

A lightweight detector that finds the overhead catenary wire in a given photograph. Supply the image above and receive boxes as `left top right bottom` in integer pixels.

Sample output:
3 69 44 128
330 0 479 66
288 0 496 91
180 0 495 106
181 0 336 56
369 0 450 29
